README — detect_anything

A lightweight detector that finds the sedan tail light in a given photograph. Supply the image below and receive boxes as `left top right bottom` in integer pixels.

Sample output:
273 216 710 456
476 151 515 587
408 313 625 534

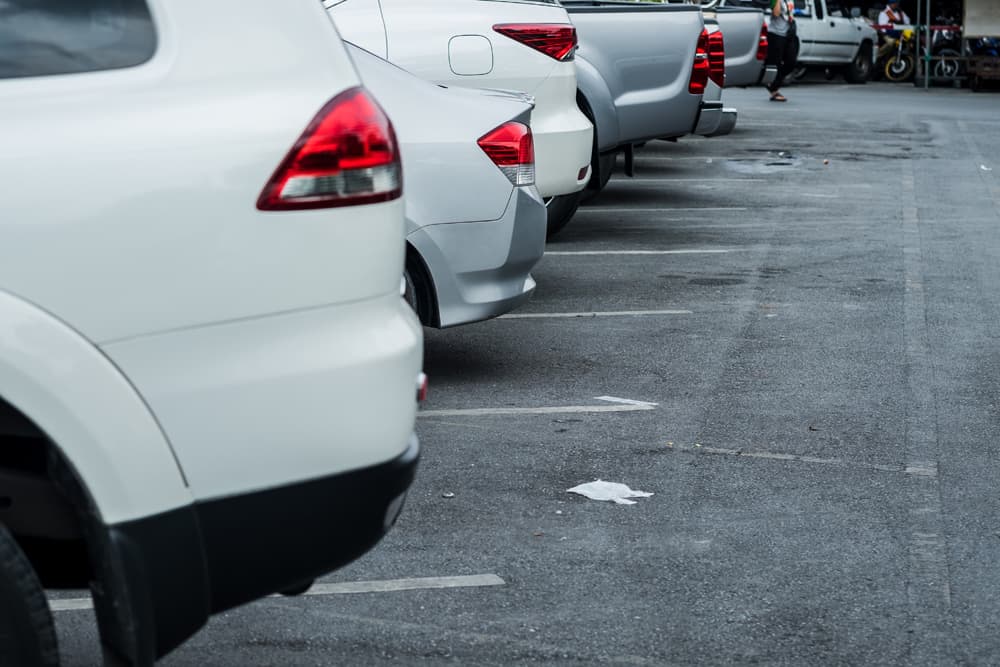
257 87 401 210
757 24 768 61
493 24 577 61
688 28 711 95
707 30 726 87
478 121 534 187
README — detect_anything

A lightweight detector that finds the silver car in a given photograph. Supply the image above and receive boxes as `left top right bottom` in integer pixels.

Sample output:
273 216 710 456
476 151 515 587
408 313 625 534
347 44 547 328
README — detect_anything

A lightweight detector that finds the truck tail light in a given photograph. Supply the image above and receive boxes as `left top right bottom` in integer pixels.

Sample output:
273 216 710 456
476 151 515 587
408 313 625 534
688 28 711 95
478 121 535 187
257 87 401 211
493 24 577 61
708 30 726 87
757 24 769 61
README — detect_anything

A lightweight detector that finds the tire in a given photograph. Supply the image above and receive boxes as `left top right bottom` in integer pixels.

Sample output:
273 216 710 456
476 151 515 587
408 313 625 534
933 49 962 79
0 525 59 667
844 42 873 83
580 152 615 204
545 190 584 238
403 251 436 326
885 54 915 82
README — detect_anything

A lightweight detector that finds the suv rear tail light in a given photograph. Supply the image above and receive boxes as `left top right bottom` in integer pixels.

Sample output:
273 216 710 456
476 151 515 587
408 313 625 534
707 30 726 87
257 87 401 210
688 28 710 95
478 121 534 187
757 24 768 61
493 24 577 61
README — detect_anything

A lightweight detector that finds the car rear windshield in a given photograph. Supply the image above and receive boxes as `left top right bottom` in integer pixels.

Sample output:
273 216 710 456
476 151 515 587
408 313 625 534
0 0 156 80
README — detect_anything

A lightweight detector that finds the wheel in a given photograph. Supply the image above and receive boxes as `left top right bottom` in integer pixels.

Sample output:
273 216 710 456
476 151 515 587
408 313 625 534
789 65 808 81
844 42 873 83
545 190 585 238
884 54 915 82
402 254 436 326
933 49 962 79
0 525 59 667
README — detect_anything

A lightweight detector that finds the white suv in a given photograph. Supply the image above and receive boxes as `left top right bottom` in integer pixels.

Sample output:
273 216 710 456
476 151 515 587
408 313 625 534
327 0 595 233
0 0 421 664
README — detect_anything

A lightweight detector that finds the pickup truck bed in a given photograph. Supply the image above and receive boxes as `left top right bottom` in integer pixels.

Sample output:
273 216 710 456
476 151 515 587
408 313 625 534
563 1 705 153
705 6 769 87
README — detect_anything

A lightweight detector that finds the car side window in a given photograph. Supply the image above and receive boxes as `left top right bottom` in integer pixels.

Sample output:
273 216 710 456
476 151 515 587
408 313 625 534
0 0 156 80
794 0 817 18
825 0 844 17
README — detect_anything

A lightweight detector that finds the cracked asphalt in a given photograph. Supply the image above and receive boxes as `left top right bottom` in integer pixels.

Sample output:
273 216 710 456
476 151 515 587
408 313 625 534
55 82 1000 665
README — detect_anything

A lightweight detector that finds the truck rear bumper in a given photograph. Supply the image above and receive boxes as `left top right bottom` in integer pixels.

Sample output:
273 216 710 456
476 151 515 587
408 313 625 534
694 101 724 137
759 65 778 87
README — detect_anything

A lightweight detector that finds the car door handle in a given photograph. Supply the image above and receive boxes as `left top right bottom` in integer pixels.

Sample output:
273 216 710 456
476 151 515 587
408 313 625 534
830 21 836 26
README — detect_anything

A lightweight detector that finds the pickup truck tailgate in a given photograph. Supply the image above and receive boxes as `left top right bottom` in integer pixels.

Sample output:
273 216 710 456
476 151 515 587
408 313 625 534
710 7 766 87
564 1 705 145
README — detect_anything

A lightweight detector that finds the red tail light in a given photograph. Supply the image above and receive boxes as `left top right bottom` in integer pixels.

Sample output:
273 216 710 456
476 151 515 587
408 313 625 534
707 29 725 87
757 24 768 61
257 87 401 210
493 24 577 61
478 121 534 187
688 28 710 95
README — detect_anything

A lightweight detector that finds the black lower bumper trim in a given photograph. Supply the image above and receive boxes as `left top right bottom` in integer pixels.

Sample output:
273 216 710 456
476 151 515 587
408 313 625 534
103 434 419 661
197 434 419 613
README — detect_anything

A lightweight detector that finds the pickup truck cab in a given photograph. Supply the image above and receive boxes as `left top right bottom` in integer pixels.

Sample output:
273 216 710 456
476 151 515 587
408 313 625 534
792 0 877 81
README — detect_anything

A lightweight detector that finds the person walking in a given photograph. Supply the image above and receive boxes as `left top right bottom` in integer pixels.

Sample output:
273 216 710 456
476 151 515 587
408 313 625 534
766 0 797 102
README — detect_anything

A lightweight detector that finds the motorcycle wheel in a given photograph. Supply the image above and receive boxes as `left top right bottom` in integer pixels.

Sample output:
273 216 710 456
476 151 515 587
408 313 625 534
933 49 962 79
885 54 915 82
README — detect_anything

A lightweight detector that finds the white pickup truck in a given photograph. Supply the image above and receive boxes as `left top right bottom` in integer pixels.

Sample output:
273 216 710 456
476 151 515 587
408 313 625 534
717 0 877 82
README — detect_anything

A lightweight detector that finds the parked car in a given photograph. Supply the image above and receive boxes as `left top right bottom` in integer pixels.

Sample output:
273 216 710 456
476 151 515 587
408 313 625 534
560 0 706 228
0 0 422 664
326 0 594 236
347 44 547 328
716 0 875 81
701 0 776 87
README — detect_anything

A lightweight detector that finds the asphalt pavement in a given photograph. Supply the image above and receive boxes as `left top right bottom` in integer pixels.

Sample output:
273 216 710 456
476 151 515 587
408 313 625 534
55 82 1000 665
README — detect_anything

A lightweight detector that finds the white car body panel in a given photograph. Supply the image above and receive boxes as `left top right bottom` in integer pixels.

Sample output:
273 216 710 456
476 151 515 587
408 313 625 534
102 294 421 501
0 0 420 509
0 290 191 524
327 0 593 200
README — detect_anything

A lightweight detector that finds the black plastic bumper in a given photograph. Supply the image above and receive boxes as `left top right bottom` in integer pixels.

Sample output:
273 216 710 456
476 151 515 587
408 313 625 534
98 435 419 663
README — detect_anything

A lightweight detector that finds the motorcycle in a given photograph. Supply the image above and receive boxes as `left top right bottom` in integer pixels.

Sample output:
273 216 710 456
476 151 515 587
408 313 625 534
929 15 963 80
880 28 916 82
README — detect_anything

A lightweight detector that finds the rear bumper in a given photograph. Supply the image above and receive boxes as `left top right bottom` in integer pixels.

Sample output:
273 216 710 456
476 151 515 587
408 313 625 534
409 186 546 328
699 106 737 138
760 64 778 87
532 109 594 198
694 101 724 136
97 436 419 662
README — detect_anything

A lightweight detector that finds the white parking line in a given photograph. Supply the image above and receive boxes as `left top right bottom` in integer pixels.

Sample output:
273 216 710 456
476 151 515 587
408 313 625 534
49 574 506 612
576 207 747 213
665 443 936 477
609 178 767 183
545 249 736 256
498 309 691 319
419 396 657 418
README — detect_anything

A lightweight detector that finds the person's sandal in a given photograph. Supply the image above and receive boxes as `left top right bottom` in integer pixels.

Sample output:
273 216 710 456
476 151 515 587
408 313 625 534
770 92 787 102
